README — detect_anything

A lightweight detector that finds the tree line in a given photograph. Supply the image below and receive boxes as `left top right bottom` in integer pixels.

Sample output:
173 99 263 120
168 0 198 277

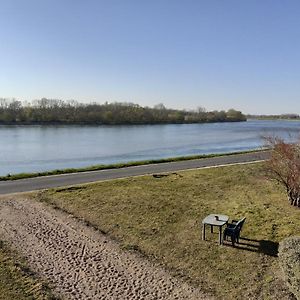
247 114 300 120
0 98 246 125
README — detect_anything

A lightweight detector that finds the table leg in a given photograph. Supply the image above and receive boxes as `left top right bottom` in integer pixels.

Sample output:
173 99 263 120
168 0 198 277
219 226 222 245
211 225 213 233
202 224 205 240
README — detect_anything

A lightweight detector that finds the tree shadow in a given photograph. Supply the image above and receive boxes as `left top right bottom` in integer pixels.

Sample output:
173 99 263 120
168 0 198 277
223 237 279 257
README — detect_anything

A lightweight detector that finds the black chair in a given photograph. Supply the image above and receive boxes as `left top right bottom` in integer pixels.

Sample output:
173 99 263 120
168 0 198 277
223 217 246 246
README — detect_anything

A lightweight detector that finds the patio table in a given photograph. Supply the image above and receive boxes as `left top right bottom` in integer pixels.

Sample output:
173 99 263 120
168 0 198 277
202 214 229 245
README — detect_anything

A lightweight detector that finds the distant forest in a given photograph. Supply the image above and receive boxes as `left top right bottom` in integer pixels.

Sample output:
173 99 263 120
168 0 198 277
247 114 300 120
0 98 246 125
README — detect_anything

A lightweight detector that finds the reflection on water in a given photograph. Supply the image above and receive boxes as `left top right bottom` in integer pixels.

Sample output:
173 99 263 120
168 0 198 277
1 119 300 175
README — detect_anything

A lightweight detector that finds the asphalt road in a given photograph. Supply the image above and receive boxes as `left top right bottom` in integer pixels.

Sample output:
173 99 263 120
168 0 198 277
0 151 270 195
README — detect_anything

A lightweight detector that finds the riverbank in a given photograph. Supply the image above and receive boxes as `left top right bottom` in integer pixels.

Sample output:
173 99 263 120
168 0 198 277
32 162 297 299
0 119 247 126
0 160 298 299
1 149 266 181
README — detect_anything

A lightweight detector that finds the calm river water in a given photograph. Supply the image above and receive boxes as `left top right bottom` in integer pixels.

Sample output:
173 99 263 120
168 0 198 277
1 119 300 176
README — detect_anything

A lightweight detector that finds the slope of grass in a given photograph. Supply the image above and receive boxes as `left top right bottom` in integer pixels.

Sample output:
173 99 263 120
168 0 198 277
36 162 299 299
0 241 56 300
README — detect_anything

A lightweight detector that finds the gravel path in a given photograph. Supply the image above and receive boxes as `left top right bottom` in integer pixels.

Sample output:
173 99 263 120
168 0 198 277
0 195 210 300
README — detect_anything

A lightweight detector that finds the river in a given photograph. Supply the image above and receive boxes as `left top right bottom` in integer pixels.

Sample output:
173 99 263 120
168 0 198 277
1 119 300 176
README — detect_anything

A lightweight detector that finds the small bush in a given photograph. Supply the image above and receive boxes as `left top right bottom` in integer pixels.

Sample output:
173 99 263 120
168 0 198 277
279 236 300 299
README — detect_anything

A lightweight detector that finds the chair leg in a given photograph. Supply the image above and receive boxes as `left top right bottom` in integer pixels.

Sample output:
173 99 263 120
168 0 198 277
236 232 241 244
231 235 235 246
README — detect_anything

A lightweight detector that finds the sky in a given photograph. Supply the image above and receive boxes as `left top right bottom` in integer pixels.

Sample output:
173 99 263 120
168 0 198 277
1 0 300 114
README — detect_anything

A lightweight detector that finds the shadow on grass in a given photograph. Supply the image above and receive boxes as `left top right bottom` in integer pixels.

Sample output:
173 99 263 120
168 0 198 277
223 237 279 257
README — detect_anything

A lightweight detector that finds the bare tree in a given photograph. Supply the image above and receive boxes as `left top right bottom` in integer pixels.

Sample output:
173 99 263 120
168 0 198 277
265 136 300 207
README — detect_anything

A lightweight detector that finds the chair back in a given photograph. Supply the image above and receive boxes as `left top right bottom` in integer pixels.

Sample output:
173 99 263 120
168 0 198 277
235 217 246 232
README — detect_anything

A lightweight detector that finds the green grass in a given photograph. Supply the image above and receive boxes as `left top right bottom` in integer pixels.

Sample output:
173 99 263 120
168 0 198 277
35 162 299 299
0 241 56 300
0 149 265 181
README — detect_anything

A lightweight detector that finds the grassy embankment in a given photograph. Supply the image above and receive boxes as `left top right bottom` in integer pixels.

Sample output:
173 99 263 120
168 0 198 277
35 162 299 299
0 241 56 300
0 149 265 181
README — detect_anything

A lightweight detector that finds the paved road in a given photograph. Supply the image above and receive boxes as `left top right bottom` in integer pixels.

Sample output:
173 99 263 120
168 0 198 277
0 151 270 195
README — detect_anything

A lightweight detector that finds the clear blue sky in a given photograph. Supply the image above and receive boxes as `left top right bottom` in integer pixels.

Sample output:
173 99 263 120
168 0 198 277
1 0 300 114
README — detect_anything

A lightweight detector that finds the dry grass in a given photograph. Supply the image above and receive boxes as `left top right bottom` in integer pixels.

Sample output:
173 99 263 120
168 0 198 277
36 163 300 299
0 241 56 300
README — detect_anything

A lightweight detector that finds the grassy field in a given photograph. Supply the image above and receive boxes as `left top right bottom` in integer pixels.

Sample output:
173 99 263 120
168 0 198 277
0 241 56 300
35 162 300 299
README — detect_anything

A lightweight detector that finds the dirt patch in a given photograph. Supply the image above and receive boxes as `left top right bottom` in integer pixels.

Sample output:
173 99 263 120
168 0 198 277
0 195 209 300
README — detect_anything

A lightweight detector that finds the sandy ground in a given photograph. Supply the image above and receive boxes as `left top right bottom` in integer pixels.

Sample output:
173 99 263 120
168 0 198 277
0 195 210 300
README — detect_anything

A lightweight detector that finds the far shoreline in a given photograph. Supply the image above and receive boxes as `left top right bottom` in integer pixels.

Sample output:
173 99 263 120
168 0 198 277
1 118 300 127
0 119 247 126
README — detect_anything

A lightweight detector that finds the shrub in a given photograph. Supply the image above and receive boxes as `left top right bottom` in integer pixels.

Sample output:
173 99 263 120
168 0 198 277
264 136 300 207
